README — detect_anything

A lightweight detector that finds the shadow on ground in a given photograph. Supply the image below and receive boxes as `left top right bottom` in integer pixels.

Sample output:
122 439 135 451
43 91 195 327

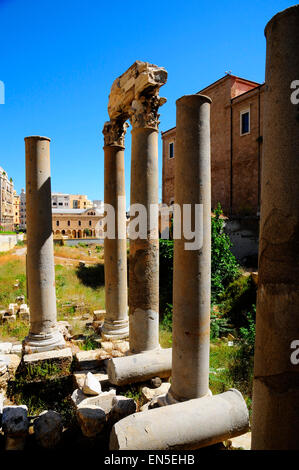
76 263 105 288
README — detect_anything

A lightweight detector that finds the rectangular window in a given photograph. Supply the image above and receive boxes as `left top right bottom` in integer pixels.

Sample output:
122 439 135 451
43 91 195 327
169 142 174 158
240 109 250 135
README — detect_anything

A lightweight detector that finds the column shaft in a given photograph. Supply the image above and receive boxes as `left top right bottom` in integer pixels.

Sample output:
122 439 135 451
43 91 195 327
167 95 212 402
129 127 159 353
251 5 299 450
103 143 129 339
24 136 64 352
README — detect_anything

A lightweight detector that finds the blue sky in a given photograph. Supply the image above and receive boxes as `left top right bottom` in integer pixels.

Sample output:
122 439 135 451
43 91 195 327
0 0 294 202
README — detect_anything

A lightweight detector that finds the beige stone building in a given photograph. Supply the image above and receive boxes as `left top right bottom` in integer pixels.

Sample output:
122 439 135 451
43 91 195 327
13 190 20 229
0 167 14 231
52 207 104 239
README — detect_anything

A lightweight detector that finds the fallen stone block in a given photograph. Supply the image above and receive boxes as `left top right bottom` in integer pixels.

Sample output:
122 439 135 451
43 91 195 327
34 410 63 449
71 388 116 414
76 405 106 437
142 382 171 401
113 341 130 355
110 389 249 450
107 348 172 386
0 342 12 354
19 311 30 321
73 370 109 390
101 341 113 352
83 372 102 396
75 349 110 370
57 320 72 339
8 303 19 315
2 315 16 324
93 310 105 321
2 405 29 450
109 395 137 426
11 344 22 356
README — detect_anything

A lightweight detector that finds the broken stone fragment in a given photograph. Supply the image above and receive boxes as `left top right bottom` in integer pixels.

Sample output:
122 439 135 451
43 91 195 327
93 310 105 322
109 395 137 425
34 410 63 449
83 372 102 396
151 377 162 388
142 382 171 401
108 61 167 120
73 369 109 390
2 405 29 437
71 388 116 414
76 405 106 437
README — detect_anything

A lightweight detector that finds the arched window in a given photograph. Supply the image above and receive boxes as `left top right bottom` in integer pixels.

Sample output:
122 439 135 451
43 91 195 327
67 220 70 226
78 220 81 226
89 220 92 226
56 220 59 227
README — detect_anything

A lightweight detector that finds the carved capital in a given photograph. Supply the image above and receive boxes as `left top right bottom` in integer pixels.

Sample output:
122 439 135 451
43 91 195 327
129 94 167 130
103 118 129 147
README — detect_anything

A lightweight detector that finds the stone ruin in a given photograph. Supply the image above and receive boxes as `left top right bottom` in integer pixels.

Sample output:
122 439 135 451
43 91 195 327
1 4 299 451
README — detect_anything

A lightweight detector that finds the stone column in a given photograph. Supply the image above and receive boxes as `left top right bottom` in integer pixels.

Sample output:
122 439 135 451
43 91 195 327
164 95 212 404
128 95 165 353
102 119 129 340
24 136 64 352
251 5 299 450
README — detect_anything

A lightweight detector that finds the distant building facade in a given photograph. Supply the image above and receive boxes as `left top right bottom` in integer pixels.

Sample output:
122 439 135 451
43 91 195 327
51 193 93 210
52 207 104 239
13 190 20 229
162 74 264 217
19 189 26 230
92 200 104 214
0 167 14 231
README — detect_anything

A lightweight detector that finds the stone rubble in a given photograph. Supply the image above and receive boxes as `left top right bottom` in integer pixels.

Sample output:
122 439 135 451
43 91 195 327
83 372 102 396
2 405 29 450
34 410 63 449
76 405 106 438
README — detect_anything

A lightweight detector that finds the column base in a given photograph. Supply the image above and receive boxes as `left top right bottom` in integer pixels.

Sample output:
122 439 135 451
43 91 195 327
23 330 65 354
101 319 129 340
157 388 212 407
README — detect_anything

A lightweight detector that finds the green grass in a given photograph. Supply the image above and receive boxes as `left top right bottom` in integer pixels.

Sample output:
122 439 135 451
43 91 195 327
0 318 29 341
0 259 27 307
0 257 105 341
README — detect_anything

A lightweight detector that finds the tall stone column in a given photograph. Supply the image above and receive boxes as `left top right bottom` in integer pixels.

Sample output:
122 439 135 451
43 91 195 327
24 136 64 352
251 5 299 450
102 119 129 340
164 95 212 404
128 95 165 353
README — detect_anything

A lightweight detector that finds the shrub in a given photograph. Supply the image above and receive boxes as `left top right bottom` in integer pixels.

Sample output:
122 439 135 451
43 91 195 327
159 239 174 319
219 275 257 328
211 203 239 303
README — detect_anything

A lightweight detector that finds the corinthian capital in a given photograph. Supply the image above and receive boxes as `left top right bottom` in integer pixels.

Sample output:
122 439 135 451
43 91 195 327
129 94 167 130
102 118 129 147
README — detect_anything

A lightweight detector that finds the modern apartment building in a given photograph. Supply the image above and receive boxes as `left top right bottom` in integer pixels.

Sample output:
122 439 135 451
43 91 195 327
0 167 14 231
13 190 20 229
19 189 26 230
51 193 93 210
